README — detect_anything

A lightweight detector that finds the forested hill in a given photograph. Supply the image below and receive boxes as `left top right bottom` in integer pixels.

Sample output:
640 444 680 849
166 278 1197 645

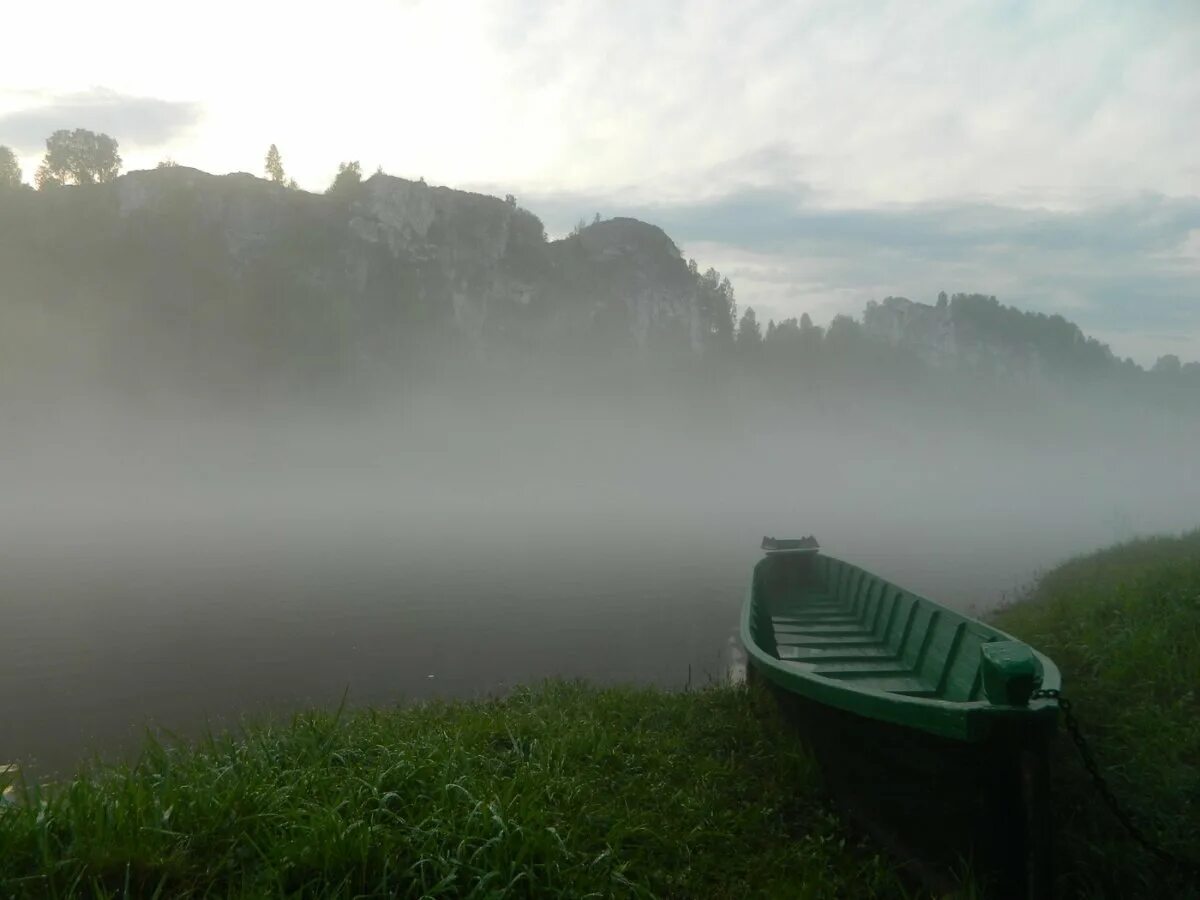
0 166 735 397
862 293 1195 383
0 166 1195 408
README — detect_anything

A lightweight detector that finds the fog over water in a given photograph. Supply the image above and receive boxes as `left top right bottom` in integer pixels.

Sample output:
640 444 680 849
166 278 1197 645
4 381 1198 776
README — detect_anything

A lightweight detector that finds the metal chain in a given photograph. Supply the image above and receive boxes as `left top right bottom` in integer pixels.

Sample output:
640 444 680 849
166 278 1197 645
1031 688 1199 875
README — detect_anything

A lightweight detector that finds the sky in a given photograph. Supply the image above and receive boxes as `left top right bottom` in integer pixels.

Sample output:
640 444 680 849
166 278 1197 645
1 0 1197 364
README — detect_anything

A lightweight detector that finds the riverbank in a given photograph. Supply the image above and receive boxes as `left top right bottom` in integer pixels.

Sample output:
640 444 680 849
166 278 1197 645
0 682 907 898
3 531 1197 898
993 528 1200 898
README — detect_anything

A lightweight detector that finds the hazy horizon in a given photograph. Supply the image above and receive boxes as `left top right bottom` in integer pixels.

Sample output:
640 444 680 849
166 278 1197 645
3 1 1198 364
5 374 1198 775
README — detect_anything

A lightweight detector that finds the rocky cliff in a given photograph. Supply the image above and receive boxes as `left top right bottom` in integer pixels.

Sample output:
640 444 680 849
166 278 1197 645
862 294 1119 383
0 168 729 395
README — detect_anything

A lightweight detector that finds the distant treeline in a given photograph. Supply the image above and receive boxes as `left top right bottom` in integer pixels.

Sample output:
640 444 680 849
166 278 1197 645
1 130 1196 416
728 291 1199 396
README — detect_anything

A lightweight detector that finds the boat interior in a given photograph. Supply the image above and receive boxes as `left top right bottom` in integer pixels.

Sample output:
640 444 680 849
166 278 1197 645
752 552 1009 703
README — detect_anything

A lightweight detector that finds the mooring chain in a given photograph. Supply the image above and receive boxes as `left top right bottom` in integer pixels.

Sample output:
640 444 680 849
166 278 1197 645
1031 688 1199 876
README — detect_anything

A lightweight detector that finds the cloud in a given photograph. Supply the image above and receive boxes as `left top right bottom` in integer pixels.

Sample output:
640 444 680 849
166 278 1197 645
0 88 202 153
477 0 1200 204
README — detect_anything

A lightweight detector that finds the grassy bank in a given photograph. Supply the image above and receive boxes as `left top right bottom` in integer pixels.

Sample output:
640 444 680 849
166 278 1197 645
993 529 1200 899
5 532 1198 899
0 682 905 899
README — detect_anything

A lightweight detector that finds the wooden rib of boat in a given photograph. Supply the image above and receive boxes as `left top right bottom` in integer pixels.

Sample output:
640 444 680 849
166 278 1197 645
742 537 1061 899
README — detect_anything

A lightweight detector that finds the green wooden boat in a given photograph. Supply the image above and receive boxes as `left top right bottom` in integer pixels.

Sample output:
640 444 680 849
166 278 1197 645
743 536 1060 740
742 537 1061 898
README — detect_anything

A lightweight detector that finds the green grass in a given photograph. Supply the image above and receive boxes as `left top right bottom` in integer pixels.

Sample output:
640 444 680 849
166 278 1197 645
7 530 1199 898
993 528 1200 899
0 682 908 899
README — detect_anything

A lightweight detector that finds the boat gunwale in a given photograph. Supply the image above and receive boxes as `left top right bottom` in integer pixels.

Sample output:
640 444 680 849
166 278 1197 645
740 551 1061 742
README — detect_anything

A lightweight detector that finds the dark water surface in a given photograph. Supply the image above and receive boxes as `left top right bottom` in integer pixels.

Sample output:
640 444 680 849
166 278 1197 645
6 405 1196 778
3 512 1101 778
2 522 737 776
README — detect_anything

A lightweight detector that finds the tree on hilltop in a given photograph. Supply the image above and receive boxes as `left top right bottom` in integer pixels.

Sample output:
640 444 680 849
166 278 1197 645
326 160 363 198
0 146 22 189
736 307 763 353
1153 354 1182 376
265 144 286 184
697 266 736 345
35 129 121 188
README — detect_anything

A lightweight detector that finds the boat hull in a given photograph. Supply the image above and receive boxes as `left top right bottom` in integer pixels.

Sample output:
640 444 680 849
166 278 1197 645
742 545 1059 898
756 673 1053 897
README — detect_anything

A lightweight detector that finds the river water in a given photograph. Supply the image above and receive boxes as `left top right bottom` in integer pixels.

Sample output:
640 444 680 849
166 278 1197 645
3 402 1196 778
0 511 1124 778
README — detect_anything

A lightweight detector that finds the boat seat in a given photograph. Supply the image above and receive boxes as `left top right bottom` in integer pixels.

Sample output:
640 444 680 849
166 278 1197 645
773 626 875 639
772 599 841 613
775 623 880 635
839 675 938 696
777 660 943 697
776 636 887 647
777 645 899 662
772 614 863 625
788 593 837 604
812 661 917 677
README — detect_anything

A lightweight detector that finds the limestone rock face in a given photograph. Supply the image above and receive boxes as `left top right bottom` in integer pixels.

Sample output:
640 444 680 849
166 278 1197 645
569 218 704 351
863 297 958 365
103 168 713 355
863 295 1063 382
118 168 307 264
351 177 440 251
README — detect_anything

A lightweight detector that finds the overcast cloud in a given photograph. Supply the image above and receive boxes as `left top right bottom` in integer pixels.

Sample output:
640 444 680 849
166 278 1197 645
0 88 202 154
1 0 1196 362
517 186 1200 362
